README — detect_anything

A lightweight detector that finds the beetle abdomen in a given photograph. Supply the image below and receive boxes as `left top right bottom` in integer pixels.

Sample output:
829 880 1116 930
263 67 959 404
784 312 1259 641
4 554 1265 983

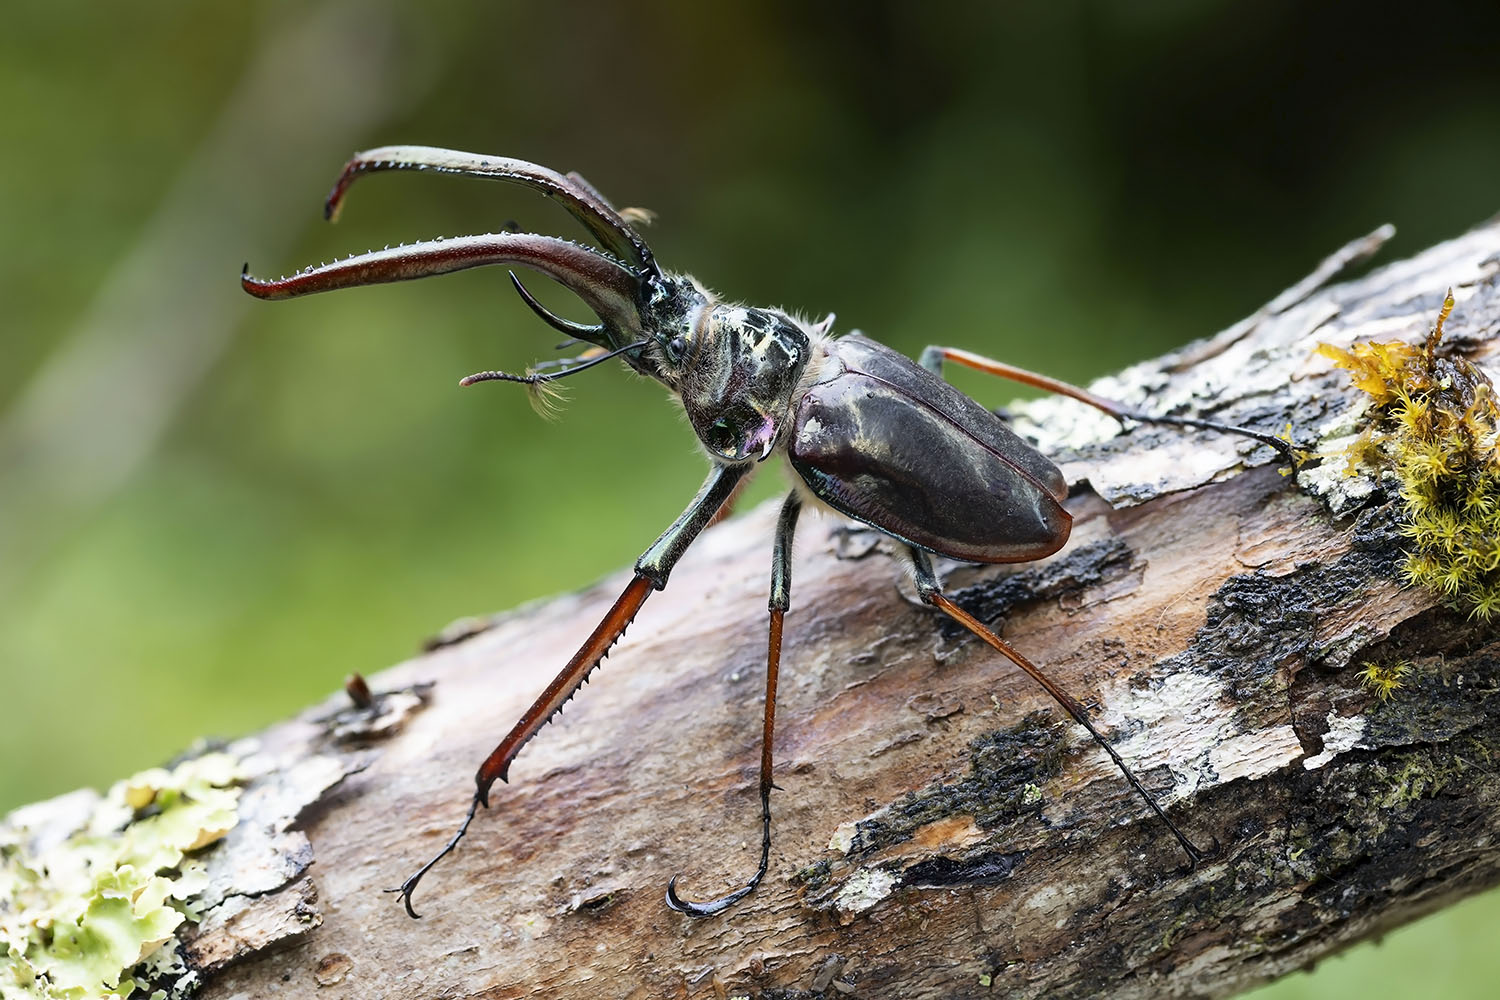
788 336 1070 564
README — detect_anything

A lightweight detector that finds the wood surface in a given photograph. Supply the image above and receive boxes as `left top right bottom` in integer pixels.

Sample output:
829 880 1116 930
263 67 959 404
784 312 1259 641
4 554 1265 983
43 219 1500 998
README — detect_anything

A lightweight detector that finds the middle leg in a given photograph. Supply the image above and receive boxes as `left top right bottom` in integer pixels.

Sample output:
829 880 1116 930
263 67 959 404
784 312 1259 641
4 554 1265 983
666 492 803 916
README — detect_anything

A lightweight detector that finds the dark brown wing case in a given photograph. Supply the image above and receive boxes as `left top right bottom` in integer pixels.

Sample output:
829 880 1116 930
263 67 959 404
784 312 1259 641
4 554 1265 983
788 336 1071 564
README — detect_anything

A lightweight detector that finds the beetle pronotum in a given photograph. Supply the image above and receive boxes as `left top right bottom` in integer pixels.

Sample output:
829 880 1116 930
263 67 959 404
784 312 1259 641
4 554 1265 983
242 147 1293 918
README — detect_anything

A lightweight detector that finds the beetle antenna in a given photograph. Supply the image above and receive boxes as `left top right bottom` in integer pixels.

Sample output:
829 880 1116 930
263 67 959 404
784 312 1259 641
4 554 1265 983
528 379 569 419
509 271 608 340
459 339 647 388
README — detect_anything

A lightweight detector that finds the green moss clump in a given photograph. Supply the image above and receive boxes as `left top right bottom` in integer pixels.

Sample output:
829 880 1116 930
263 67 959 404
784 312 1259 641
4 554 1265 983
1 753 243 1000
1359 660 1411 701
1319 290 1500 620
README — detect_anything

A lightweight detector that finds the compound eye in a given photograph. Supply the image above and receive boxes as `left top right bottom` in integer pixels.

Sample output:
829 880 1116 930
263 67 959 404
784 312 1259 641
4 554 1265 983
667 335 688 362
706 416 737 454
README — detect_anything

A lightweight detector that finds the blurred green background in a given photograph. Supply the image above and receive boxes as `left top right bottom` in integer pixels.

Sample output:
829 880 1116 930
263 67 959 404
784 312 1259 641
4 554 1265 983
2 1 1496 995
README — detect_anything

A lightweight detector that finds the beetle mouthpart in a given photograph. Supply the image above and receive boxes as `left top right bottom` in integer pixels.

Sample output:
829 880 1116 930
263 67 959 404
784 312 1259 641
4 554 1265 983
322 146 658 277
747 416 778 462
241 233 643 351
243 148 667 352
509 271 606 341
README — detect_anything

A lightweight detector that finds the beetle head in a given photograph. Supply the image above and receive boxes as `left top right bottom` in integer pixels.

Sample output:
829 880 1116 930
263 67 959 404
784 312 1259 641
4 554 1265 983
669 306 811 463
240 148 807 448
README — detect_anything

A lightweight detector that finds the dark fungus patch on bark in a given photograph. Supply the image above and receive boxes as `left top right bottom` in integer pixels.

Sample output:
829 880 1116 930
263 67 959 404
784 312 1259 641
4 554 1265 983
842 712 1068 860
1148 503 1406 724
1357 610 1500 748
900 849 1026 888
939 538 1134 641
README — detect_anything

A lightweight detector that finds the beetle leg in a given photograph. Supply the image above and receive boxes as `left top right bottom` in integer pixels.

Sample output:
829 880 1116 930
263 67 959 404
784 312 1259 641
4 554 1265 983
667 493 802 917
907 547 1208 869
390 463 750 918
705 474 753 528
918 346 1296 465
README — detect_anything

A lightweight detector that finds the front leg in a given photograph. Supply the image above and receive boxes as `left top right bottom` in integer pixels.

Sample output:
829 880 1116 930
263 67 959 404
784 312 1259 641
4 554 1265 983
391 462 750 918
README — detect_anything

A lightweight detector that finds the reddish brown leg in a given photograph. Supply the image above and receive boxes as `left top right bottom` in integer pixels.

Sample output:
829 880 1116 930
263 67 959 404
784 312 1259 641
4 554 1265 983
666 493 801 916
390 575 653 917
476 576 653 794
391 464 749 918
908 548 1207 868
920 345 1296 464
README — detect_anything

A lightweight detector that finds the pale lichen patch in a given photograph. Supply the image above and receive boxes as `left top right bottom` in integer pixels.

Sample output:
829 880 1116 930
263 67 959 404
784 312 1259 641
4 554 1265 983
1097 671 1301 798
1096 672 1231 799
1303 712 1366 770
1296 396 1381 514
1022 884 1074 930
1 752 244 1000
1009 393 1120 456
1207 726 1304 784
832 868 897 918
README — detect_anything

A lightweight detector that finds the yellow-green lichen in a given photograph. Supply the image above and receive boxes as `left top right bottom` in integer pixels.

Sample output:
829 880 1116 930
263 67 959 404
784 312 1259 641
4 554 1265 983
1373 747 1472 811
1 753 243 1000
1318 290 1500 621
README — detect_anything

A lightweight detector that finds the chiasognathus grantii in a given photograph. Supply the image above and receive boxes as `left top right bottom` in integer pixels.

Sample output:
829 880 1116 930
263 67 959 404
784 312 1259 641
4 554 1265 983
243 147 1294 918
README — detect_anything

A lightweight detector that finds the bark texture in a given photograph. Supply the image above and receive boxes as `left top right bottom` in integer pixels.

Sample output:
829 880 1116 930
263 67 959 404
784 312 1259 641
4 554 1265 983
25 220 1500 999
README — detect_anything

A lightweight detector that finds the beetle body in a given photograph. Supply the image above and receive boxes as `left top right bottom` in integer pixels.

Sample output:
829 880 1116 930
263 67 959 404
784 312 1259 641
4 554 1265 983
789 334 1070 564
243 146 1290 918
600 281 1075 563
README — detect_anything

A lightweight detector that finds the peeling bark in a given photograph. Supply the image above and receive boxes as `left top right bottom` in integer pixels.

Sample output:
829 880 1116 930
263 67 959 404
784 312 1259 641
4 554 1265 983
21 220 1500 999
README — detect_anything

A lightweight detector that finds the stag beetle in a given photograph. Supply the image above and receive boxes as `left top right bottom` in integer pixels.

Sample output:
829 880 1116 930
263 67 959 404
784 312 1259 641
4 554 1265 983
242 147 1293 918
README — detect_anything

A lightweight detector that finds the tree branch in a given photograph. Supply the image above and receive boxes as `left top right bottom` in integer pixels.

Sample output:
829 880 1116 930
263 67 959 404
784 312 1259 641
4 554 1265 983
10 220 1500 999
